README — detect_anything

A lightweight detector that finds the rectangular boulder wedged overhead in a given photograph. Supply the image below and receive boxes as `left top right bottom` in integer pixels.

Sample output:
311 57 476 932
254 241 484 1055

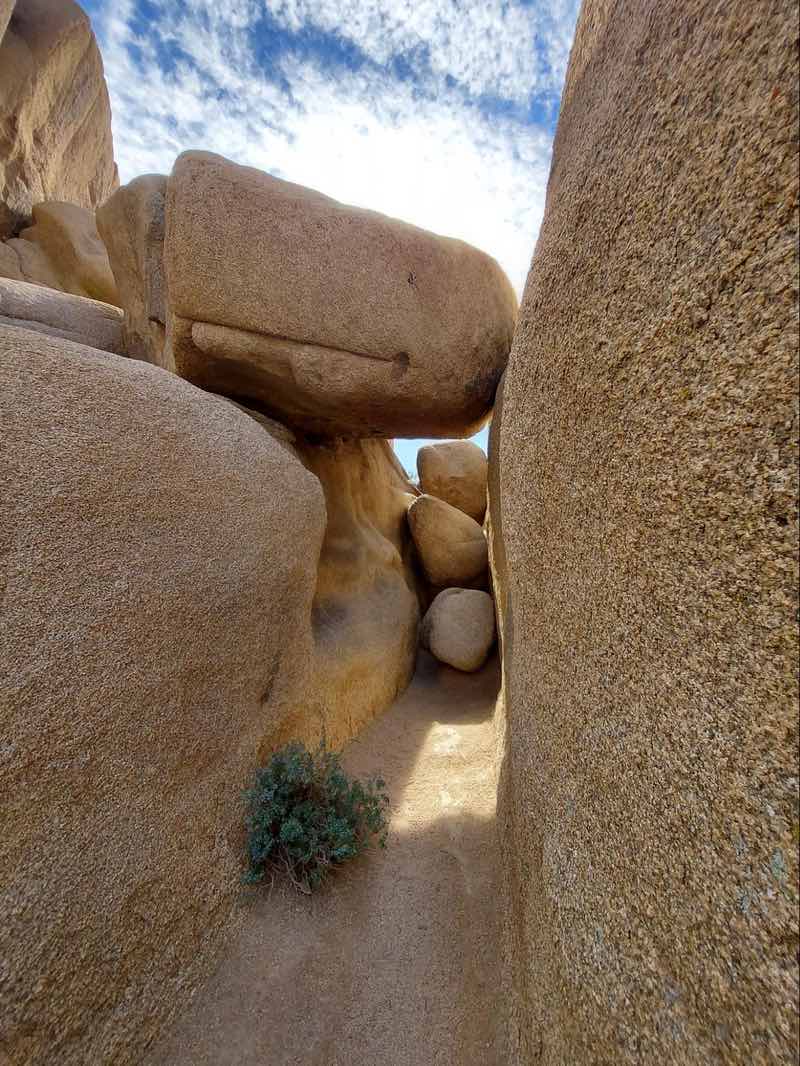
160 150 517 438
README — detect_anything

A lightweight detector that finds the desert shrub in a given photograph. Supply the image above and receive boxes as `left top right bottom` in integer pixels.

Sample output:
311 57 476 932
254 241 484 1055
244 742 389 893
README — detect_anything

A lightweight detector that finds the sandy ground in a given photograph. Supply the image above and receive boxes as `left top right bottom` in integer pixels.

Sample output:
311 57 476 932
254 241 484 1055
149 651 505 1066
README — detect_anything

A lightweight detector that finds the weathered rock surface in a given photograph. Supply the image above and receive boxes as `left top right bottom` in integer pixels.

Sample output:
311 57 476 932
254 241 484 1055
97 175 167 362
0 0 14 42
153 151 515 437
0 232 27 281
0 0 118 238
272 437 421 751
417 440 488 522
0 201 119 303
421 588 496 672
490 1 800 1063
0 227 58 288
407 493 488 587
0 323 326 1065
0 276 123 352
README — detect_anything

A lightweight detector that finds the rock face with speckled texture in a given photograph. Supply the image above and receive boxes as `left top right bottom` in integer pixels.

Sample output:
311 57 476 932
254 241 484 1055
0 324 326 1064
417 440 488 522
157 151 516 439
0 201 119 304
421 588 496 672
489 1 799 1063
0 0 118 237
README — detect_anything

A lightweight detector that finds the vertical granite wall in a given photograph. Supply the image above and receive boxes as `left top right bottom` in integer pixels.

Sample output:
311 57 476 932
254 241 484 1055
489 0 799 1061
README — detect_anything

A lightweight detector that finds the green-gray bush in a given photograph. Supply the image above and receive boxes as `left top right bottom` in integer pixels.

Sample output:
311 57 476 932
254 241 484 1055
244 742 389 893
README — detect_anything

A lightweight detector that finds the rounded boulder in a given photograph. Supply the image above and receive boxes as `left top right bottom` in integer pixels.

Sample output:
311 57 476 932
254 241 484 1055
407 493 488 587
417 440 488 522
421 588 496 672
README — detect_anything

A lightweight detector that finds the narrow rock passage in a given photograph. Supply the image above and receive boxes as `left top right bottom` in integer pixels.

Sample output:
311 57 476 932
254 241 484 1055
150 652 505 1066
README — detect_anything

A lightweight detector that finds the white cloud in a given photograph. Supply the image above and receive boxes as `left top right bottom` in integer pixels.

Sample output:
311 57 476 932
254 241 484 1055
264 0 577 103
91 0 579 295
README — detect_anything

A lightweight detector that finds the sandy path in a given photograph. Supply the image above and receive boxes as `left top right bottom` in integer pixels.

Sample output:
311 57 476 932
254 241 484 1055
149 651 505 1066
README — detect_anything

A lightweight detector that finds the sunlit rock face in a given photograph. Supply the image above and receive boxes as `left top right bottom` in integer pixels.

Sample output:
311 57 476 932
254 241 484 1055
267 434 422 753
417 439 488 523
0 276 122 352
0 324 326 1064
489 0 799 1062
102 150 517 438
0 201 119 303
97 174 167 362
0 0 118 238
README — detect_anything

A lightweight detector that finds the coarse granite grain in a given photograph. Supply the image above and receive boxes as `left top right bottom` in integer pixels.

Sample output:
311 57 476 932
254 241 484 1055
489 0 800 1062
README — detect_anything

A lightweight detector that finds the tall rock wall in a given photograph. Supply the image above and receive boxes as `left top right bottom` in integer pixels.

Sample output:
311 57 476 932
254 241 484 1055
0 0 118 237
489 0 799 1063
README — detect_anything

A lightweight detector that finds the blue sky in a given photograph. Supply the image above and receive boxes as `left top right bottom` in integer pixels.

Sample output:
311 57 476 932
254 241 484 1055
84 0 580 476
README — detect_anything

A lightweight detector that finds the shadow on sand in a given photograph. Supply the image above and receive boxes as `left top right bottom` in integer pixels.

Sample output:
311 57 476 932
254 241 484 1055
148 651 505 1066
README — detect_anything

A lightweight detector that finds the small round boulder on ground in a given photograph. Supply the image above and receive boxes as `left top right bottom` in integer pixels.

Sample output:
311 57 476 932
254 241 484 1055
417 440 488 522
420 588 496 672
407 494 488 587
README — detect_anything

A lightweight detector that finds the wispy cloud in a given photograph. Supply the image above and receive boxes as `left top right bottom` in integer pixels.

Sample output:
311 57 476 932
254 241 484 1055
88 0 579 297
262 0 577 104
